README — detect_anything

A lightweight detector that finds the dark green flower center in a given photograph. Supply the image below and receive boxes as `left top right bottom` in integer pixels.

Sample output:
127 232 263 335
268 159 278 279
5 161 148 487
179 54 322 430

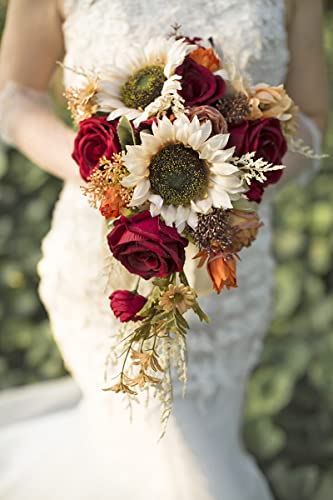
149 144 208 206
121 65 166 110
172 293 184 304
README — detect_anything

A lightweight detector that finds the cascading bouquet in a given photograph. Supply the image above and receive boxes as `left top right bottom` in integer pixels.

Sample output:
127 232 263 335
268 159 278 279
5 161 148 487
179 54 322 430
65 29 307 424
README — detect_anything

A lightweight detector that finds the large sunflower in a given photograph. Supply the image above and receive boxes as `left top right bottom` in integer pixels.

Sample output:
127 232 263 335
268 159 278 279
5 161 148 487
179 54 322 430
121 115 246 231
96 37 194 125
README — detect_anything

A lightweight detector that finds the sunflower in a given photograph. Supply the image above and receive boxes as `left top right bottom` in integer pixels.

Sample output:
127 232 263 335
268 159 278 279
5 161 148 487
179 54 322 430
121 114 246 231
96 37 195 125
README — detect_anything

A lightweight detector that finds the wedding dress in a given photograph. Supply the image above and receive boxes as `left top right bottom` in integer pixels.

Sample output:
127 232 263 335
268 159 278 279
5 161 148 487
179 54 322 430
0 1 322 499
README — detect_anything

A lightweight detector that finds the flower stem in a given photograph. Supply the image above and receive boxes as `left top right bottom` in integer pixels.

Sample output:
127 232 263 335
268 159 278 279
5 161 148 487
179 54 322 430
134 277 141 293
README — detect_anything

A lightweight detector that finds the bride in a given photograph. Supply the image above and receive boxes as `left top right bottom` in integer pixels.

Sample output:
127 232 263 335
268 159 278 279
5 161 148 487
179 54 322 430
0 0 328 499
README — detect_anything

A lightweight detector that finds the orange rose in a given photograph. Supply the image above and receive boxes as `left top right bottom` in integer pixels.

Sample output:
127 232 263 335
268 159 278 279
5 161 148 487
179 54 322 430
100 185 127 220
189 47 221 73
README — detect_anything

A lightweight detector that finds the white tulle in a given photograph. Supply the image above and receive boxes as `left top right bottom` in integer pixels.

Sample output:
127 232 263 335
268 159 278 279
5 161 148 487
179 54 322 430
0 1 323 499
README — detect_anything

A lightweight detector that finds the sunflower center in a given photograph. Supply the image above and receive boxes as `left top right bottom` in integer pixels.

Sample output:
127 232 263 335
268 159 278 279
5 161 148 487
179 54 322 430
121 65 166 110
149 144 208 206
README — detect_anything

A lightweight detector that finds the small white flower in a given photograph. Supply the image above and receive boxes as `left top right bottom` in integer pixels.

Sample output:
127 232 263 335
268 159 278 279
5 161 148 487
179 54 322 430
121 115 246 231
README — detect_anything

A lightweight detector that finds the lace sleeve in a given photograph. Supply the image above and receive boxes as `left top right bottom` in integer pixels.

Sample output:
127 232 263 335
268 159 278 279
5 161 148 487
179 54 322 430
0 81 52 146
291 112 323 185
0 79 79 182
0 0 82 181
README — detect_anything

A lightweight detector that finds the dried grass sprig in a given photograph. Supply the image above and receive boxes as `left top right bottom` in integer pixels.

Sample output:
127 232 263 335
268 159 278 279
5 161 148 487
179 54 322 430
81 154 132 208
288 137 328 160
233 152 285 186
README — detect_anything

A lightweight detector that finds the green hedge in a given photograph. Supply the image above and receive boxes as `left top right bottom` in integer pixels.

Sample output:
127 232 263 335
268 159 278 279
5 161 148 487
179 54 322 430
0 6 332 500
243 16 333 500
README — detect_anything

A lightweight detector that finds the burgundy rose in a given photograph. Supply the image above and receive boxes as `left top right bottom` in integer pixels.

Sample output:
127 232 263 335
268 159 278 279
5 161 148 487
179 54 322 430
245 183 267 203
175 57 226 107
109 290 147 323
228 118 287 202
72 116 121 181
107 211 188 280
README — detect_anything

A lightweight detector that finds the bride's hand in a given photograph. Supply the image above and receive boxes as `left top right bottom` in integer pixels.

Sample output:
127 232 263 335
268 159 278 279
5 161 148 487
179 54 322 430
0 0 80 183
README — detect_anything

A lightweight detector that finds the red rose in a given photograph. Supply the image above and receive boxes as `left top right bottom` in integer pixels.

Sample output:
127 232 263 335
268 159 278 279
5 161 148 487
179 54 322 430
107 211 188 280
228 118 287 202
175 57 226 107
245 182 266 203
109 290 147 322
72 116 121 181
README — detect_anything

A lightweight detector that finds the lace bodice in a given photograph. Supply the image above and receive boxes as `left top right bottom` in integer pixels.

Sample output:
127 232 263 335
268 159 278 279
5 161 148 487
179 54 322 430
63 0 289 87
38 0 288 404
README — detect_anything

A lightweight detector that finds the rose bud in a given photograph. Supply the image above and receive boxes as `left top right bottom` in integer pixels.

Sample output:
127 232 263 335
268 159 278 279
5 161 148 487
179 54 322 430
186 105 228 135
99 185 127 220
109 290 147 323
229 209 263 252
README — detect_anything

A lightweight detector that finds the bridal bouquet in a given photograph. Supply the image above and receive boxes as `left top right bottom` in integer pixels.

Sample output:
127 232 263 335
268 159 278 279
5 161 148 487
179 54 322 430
65 30 301 424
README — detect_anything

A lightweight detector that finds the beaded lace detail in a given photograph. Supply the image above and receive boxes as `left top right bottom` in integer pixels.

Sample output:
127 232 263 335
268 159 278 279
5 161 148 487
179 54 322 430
39 0 288 401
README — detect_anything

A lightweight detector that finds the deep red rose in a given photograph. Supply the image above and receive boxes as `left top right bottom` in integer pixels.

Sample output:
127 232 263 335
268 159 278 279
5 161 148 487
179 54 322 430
109 290 147 323
245 182 266 203
175 57 226 107
228 118 287 202
72 116 121 181
107 211 188 280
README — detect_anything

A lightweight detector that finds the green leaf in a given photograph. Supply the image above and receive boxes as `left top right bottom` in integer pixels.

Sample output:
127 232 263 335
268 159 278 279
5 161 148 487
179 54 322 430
136 302 155 318
117 116 136 151
232 198 258 212
192 301 210 323
175 309 190 330
179 271 190 286
150 311 171 324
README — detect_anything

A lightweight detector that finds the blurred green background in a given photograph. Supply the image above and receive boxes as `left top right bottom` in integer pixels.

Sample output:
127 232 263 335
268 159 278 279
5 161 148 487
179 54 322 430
0 3 332 500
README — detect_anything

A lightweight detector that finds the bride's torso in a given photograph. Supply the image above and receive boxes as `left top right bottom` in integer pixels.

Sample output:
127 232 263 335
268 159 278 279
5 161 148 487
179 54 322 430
39 0 286 432
62 0 288 86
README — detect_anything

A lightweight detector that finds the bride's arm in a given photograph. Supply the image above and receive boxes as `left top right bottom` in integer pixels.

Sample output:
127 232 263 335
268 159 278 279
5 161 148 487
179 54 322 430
0 0 80 182
281 0 329 184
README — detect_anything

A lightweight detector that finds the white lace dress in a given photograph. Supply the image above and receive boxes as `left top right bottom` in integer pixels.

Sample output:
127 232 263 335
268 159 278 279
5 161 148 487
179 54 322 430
0 1 290 498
